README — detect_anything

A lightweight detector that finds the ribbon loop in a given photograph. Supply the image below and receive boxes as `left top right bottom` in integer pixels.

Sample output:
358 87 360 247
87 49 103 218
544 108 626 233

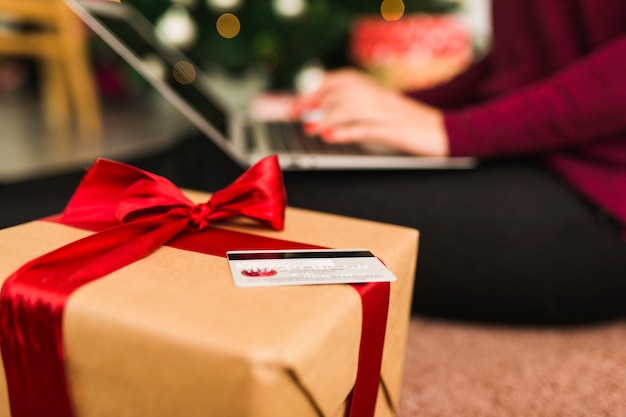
204 156 287 230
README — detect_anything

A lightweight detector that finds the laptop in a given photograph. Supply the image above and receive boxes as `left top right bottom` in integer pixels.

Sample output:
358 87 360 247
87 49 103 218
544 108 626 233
65 0 476 170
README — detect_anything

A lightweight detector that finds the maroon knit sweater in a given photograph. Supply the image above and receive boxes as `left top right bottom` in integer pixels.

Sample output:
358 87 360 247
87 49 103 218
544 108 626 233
411 0 626 232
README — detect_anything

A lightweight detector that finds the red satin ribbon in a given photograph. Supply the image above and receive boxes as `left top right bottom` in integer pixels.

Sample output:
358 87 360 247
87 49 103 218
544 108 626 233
0 156 389 417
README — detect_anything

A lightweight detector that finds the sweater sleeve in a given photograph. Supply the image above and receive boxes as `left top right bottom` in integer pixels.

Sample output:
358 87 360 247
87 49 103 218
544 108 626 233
445 36 626 158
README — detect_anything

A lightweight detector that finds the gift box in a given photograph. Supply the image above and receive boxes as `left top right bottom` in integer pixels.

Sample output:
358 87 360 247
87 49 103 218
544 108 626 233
0 160 418 417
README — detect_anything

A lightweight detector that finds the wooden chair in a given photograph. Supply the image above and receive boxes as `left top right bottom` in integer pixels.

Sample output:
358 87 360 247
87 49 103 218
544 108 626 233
0 0 102 140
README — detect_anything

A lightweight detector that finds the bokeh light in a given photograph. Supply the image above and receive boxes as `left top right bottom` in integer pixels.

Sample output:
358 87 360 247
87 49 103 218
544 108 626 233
272 0 307 18
141 53 167 80
380 0 405 21
216 13 241 38
295 61 325 94
155 5 198 49
172 61 197 85
206 0 242 11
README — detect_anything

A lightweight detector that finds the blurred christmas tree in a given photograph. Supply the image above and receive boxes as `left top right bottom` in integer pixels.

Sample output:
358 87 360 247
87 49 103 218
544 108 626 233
120 0 459 89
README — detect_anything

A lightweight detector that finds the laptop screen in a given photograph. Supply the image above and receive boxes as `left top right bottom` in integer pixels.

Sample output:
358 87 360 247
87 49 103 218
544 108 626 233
86 3 229 138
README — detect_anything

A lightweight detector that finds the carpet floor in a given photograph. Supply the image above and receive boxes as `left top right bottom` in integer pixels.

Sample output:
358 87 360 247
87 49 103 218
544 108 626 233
399 317 626 416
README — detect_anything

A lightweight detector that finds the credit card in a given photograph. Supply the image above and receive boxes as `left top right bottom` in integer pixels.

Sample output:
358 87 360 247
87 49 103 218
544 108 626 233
227 249 396 288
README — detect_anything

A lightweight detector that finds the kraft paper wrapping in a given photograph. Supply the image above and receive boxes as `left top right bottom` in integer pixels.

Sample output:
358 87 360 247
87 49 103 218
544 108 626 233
0 190 418 417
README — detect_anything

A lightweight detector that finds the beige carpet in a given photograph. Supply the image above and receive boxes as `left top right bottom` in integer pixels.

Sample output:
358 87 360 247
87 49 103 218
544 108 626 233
399 317 626 417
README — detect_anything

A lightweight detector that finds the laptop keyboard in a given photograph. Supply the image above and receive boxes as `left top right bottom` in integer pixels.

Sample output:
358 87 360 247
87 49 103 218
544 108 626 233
264 121 362 154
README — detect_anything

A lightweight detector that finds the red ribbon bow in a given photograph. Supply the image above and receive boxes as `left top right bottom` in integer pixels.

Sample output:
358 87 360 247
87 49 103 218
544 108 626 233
0 156 286 417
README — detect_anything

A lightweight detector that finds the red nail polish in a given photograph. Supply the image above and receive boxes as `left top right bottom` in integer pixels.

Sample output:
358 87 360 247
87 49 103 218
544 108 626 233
303 122 317 135
304 98 321 109
321 128 335 140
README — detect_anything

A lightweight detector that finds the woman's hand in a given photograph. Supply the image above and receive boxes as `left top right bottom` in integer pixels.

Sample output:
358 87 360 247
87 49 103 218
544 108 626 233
298 69 449 157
